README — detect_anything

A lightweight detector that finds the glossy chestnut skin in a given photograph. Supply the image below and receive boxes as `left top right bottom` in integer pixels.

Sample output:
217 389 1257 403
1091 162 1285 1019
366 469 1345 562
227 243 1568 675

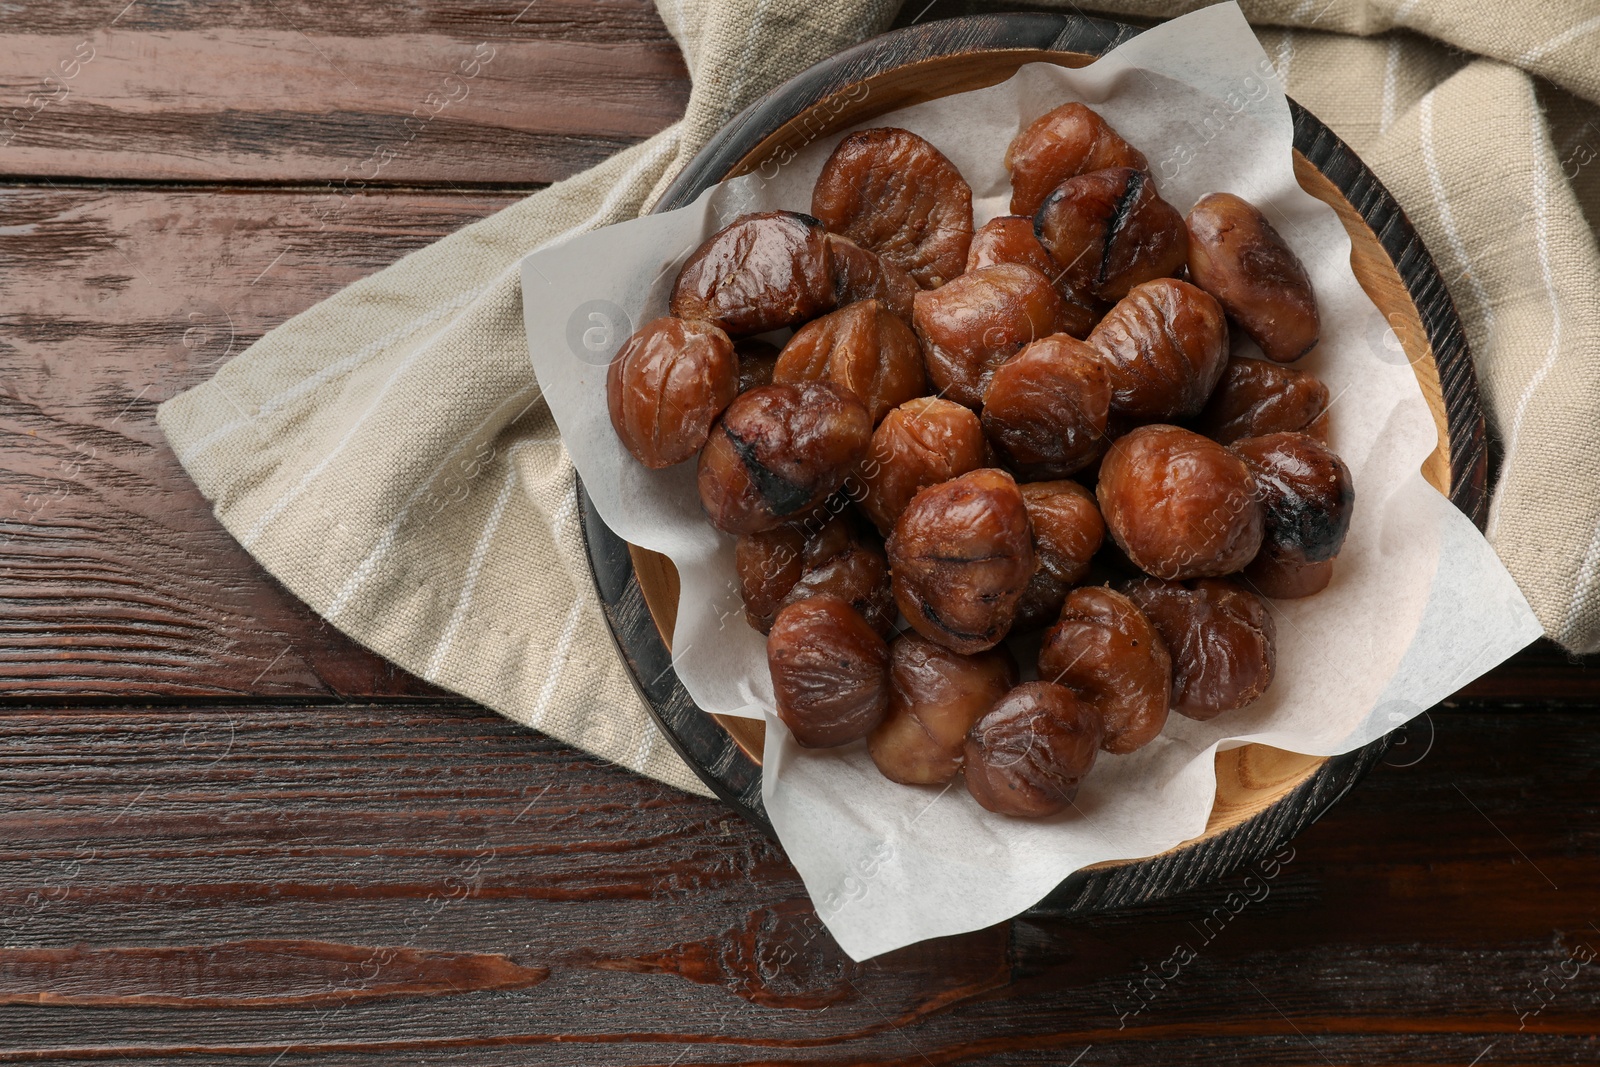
868 634 1018 785
1039 586 1171 754
768 595 890 748
1012 480 1107 630
735 513 894 635
1193 357 1329 444
734 525 806 632
671 211 835 336
964 681 1104 817
778 512 895 638
1186 193 1320 362
981 334 1111 479
888 468 1036 654
1097 425 1264 580
911 263 1065 409
773 299 928 424
734 338 780 394
813 127 974 290
965 215 1103 338
698 381 872 535
1005 102 1150 217
1089 278 1229 423
1122 578 1275 721
858 396 987 535
1232 432 1354 565
826 233 918 321
1022 481 1105 588
1242 553 1334 599
607 316 738 469
1035 167 1189 302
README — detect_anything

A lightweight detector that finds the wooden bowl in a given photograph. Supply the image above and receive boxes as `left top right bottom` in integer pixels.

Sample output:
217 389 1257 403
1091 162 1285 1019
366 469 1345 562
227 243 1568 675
577 12 1485 916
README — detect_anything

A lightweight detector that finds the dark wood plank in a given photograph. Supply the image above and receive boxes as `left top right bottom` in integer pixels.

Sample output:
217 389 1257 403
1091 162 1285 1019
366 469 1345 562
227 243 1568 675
0 185 529 699
0 703 1595 1063
0 1 688 184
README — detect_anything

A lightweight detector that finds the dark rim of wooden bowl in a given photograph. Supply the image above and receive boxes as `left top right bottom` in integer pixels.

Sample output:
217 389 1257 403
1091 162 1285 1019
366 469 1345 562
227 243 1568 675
575 11 1485 917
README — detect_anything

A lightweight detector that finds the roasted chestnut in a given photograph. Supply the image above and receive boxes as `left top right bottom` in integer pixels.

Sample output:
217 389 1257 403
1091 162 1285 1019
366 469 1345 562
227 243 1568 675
1038 586 1171 754
1005 102 1150 217
868 634 1018 785
981 334 1111 479
1022 481 1105 588
735 524 807 632
1097 424 1264 580
1241 553 1334 599
911 263 1066 408
768 595 890 748
773 299 927 424
1012 480 1106 631
1186 192 1319 362
1122 578 1275 720
671 211 835 335
1088 278 1229 423
826 233 918 321
1035 167 1188 302
965 215 1103 338
888 468 1036 654
1232 432 1354 564
813 127 974 290
858 396 987 535
698 381 872 534
735 338 781 394
1193 357 1329 444
964 681 1103 817
779 512 895 637
607 316 738 470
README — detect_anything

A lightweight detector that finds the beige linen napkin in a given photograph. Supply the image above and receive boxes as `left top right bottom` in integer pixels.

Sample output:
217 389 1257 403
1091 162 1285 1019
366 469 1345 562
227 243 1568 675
158 0 1600 796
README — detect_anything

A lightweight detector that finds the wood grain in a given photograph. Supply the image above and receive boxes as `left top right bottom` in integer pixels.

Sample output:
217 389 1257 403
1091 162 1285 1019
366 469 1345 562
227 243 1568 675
0 702 1596 1063
0 185 520 699
0 2 689 184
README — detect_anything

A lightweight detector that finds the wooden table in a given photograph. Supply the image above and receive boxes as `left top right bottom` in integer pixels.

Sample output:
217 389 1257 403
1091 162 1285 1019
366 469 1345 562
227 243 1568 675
2 2 1597 1063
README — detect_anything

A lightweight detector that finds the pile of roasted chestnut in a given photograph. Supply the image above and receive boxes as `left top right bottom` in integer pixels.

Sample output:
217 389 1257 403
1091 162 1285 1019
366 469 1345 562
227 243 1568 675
607 104 1354 818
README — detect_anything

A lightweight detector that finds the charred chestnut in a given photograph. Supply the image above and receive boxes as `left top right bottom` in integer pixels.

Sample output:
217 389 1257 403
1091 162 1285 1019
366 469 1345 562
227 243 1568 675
698 381 872 534
911 263 1066 408
965 215 1104 338
1035 167 1188 302
868 634 1018 785
858 396 988 535
1038 586 1171 754
1186 193 1319 362
888 468 1036 654
607 316 739 469
1193 357 1329 444
964 681 1103 817
981 334 1111 479
813 128 974 290
1089 278 1229 423
671 211 836 335
1122 578 1275 720
1005 103 1150 217
1232 432 1354 564
1097 424 1264 580
768 595 890 748
773 299 927 424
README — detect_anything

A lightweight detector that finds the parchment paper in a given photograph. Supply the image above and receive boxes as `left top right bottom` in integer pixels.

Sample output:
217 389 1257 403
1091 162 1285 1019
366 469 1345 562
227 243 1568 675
521 2 1542 960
